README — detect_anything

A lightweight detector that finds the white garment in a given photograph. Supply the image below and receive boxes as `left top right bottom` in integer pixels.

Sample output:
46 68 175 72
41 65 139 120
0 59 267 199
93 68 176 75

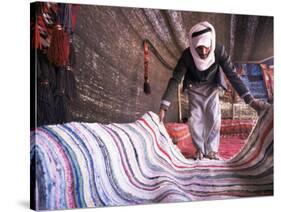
187 83 221 155
189 21 216 71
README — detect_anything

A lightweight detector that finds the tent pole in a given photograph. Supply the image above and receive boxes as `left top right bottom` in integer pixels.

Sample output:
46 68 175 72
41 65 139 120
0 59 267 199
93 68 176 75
178 85 182 122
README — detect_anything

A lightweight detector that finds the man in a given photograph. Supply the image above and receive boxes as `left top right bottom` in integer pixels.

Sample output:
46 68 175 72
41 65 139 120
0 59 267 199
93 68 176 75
159 21 269 160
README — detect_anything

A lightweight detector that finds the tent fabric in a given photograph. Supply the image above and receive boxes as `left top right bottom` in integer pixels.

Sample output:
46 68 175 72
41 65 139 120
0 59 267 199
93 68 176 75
30 107 273 210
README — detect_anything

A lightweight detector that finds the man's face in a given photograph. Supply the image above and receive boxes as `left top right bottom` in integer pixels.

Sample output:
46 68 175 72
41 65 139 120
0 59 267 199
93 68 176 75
195 45 211 59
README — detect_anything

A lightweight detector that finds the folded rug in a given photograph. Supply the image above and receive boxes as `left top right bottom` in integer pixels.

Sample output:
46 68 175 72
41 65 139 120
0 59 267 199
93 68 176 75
30 107 273 210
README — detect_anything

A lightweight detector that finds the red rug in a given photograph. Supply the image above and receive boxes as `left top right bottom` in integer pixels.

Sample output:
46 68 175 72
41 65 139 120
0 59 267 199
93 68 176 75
177 136 247 160
165 119 255 160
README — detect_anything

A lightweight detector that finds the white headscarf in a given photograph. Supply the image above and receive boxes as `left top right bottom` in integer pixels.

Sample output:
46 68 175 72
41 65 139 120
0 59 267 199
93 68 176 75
189 21 216 71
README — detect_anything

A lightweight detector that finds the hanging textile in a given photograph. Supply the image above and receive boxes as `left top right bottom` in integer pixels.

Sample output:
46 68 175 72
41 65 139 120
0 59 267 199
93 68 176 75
260 63 274 103
31 2 79 126
37 52 56 126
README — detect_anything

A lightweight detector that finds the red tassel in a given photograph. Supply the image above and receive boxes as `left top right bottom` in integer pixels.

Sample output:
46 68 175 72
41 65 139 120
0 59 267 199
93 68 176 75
71 5 80 30
47 24 70 66
143 40 151 94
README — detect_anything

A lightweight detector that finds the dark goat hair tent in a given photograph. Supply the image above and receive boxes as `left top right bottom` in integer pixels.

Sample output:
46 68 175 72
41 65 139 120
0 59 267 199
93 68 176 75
31 2 273 125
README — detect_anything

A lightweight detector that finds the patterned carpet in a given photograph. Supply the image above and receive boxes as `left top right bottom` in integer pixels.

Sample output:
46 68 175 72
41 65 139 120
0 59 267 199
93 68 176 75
167 119 256 160
30 107 273 210
176 136 247 160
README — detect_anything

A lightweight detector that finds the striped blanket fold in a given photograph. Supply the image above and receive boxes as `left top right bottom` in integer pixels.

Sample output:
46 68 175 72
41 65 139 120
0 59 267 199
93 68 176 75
30 107 273 210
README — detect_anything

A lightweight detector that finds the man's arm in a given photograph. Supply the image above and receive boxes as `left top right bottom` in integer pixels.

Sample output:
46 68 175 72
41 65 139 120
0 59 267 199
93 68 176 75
159 52 188 121
218 44 254 104
218 44 270 113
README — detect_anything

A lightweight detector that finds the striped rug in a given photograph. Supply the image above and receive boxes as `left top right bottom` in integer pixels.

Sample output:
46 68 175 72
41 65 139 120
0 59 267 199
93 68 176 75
30 106 273 210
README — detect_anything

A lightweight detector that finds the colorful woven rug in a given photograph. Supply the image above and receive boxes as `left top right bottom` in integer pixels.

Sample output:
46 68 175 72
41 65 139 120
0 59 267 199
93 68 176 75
30 107 273 210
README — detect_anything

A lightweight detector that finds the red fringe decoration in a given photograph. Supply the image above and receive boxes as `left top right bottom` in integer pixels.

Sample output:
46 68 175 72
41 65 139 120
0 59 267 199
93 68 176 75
32 16 46 49
47 24 70 66
143 40 151 94
43 2 58 14
71 5 80 30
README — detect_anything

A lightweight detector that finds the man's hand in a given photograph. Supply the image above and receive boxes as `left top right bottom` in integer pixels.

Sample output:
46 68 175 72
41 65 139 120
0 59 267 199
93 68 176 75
158 109 166 123
249 99 271 114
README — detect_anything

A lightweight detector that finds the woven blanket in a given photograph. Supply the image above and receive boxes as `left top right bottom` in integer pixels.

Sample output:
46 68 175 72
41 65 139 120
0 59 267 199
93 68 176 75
30 107 273 210
165 119 255 159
